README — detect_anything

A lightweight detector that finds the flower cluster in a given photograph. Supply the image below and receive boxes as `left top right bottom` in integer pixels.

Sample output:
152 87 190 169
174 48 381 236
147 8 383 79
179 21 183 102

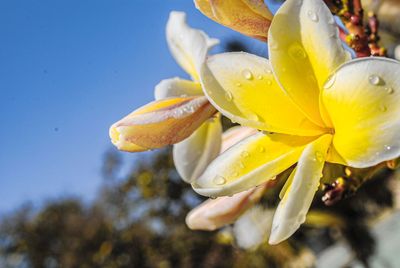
110 0 400 246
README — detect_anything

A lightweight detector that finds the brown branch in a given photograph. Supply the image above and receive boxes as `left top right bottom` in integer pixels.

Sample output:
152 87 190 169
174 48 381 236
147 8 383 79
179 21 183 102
325 0 386 57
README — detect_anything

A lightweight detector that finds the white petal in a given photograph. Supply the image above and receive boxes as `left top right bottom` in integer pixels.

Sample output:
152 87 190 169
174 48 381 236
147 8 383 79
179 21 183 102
322 57 400 167
154 77 203 100
173 116 222 183
269 134 332 245
167 11 219 81
192 132 316 197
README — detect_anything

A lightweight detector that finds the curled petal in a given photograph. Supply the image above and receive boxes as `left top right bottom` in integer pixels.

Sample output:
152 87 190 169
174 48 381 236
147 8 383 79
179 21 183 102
268 0 350 127
322 57 400 168
269 134 332 245
194 0 273 41
186 181 270 231
109 97 217 150
193 132 315 197
167 11 219 81
154 78 203 100
173 116 222 183
221 126 258 153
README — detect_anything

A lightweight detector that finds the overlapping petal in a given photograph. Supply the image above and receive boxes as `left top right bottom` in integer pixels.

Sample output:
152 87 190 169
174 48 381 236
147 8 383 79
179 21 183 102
154 78 203 100
186 182 269 231
269 134 332 244
193 132 316 197
173 116 222 183
233 206 275 249
194 0 272 41
109 97 217 150
221 126 258 153
201 52 326 136
268 0 350 126
322 58 400 167
167 11 219 82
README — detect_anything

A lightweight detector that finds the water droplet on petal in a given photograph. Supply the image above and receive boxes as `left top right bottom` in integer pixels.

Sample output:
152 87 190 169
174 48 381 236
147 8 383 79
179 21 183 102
369 74 382 86
258 146 265 153
257 75 263 80
224 91 233 101
323 74 336 90
231 171 239 177
266 79 272 86
241 151 250 158
242 69 253 80
247 112 259 121
289 43 307 60
213 175 226 185
385 145 392 150
385 87 394 94
307 10 319 22
265 69 272 74
380 105 387 112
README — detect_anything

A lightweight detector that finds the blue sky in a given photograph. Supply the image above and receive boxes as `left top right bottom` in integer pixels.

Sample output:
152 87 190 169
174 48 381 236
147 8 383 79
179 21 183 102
0 1 276 213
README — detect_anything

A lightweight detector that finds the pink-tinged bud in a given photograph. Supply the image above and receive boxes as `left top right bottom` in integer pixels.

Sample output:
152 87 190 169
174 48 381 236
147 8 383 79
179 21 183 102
109 96 217 151
194 0 273 41
185 181 271 231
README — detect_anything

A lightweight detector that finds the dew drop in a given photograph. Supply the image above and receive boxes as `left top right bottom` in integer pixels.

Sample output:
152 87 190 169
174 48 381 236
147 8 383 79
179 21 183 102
247 112 259 121
368 74 382 86
239 162 245 169
288 43 307 60
307 10 319 22
224 91 233 101
385 145 392 150
258 146 265 153
241 151 250 158
323 74 336 90
266 79 272 86
242 69 253 80
236 82 242 87
380 105 387 112
265 69 272 74
213 175 226 185
385 87 394 94
231 171 239 177
257 75 263 80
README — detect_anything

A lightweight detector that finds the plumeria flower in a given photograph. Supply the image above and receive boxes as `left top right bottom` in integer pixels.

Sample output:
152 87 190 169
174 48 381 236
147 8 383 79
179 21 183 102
109 11 222 183
186 125 267 231
194 0 400 244
194 0 273 41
